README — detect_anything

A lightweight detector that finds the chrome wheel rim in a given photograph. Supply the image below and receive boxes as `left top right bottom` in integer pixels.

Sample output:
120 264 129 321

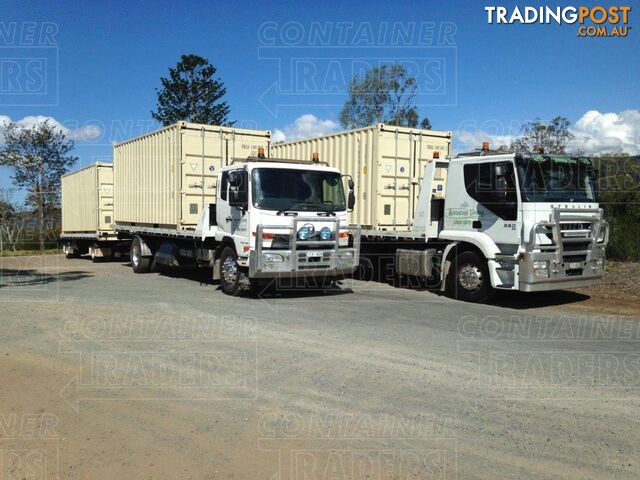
132 244 140 267
222 256 238 287
458 264 483 291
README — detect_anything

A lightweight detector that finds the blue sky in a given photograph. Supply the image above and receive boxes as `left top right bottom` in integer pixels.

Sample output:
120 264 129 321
1 0 639 199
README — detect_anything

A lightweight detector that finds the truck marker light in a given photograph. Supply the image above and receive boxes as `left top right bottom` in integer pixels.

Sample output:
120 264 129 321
251 232 275 239
339 231 349 238
243 245 250 252
257 147 265 159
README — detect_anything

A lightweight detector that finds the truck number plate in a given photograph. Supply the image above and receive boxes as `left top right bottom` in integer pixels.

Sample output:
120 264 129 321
569 262 582 269
307 251 323 258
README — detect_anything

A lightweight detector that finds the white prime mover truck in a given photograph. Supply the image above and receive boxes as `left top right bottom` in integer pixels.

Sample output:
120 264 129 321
374 151 609 302
273 127 608 302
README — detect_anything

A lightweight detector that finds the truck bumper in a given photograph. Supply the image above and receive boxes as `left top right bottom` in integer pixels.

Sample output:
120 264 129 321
248 248 359 279
518 246 606 292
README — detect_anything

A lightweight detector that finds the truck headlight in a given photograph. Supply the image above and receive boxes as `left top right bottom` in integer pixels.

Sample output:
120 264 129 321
297 226 311 241
320 227 332 241
263 253 284 262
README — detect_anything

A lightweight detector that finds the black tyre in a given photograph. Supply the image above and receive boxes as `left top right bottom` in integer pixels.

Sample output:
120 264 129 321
130 237 152 273
64 249 80 259
447 251 494 303
219 247 243 296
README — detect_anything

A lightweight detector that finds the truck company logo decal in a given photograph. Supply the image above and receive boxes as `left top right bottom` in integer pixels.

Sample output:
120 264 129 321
484 5 632 37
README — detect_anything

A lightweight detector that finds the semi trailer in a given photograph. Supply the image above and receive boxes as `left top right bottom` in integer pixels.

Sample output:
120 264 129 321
60 162 129 261
274 129 609 302
112 122 360 295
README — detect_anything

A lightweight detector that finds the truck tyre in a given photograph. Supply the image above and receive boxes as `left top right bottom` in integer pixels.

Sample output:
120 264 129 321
219 247 243 296
131 237 152 274
90 246 100 263
65 247 80 259
447 251 494 303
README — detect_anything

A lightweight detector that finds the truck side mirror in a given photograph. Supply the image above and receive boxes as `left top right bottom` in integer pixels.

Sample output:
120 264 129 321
348 191 355 211
348 178 354 190
228 170 248 210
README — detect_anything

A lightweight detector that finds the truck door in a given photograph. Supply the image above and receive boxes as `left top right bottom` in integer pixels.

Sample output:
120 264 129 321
453 160 521 245
220 169 249 242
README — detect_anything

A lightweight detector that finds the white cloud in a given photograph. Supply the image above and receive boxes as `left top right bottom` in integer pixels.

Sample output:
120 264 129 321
272 114 338 144
567 110 640 155
454 130 515 153
0 115 102 142
455 109 640 156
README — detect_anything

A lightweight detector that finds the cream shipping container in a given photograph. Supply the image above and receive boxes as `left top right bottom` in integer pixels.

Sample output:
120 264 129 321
111 122 361 296
113 121 271 230
271 123 452 231
274 128 608 303
60 162 129 261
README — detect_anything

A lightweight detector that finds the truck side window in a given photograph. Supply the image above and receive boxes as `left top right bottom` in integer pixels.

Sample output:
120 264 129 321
219 172 228 201
464 162 518 220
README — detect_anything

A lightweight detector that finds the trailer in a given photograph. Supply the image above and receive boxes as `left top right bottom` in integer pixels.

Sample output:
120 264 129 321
60 162 129 261
275 129 609 302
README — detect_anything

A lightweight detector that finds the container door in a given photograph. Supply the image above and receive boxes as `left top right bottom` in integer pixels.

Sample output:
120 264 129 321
180 128 225 227
97 167 114 232
377 130 413 229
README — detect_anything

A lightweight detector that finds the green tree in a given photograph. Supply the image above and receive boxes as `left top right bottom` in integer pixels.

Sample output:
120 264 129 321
511 116 573 153
339 65 431 129
594 152 640 260
152 54 232 126
0 121 77 252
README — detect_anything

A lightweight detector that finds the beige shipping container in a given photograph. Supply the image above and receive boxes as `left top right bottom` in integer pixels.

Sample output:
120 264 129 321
271 124 452 230
113 122 270 230
61 162 114 235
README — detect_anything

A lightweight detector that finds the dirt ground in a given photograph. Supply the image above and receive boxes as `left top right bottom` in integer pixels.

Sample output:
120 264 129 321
1 255 639 479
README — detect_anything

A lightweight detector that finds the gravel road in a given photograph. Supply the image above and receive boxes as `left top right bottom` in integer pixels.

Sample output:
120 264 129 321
1 254 638 479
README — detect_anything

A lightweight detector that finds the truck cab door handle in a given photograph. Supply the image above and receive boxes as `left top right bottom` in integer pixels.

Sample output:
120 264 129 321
225 216 233 222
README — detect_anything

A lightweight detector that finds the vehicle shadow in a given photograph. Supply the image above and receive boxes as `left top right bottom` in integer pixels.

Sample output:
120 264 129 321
491 289 591 309
0 268 93 288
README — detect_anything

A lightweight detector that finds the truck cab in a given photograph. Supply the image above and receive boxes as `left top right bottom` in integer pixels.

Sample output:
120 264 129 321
432 152 608 301
198 154 360 295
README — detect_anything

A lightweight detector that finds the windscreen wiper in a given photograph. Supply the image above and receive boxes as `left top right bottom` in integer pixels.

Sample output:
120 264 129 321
316 211 336 217
276 210 298 216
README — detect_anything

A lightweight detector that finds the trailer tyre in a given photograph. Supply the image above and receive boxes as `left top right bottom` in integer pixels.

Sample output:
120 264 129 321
219 247 243 296
131 237 152 274
447 251 494 303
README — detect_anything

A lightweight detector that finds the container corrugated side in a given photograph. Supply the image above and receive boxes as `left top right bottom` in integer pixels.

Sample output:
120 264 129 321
271 124 452 230
61 163 114 235
114 122 270 230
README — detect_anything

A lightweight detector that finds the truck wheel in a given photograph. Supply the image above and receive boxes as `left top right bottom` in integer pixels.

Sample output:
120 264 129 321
131 237 151 273
219 247 243 296
90 246 100 263
447 251 494 303
65 248 80 259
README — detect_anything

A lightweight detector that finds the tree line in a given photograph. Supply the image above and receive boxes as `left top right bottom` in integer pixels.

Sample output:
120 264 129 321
0 54 637 259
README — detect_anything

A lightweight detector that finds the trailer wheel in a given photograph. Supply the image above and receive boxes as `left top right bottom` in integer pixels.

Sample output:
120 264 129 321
130 237 152 273
447 251 494 303
219 247 244 296
90 246 100 263
65 248 80 259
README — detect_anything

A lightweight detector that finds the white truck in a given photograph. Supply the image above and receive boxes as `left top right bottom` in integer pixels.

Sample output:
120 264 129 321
369 150 609 302
116 152 361 296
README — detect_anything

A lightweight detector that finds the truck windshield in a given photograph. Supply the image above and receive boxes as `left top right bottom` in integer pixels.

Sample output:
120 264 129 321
251 168 346 212
516 154 596 202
